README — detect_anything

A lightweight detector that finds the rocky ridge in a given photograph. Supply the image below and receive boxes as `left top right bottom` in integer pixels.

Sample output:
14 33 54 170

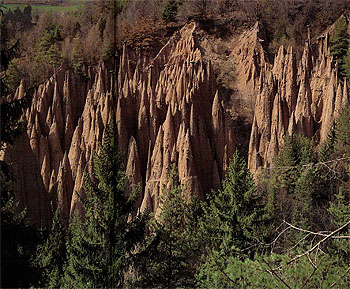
2 19 349 226
3 23 234 224
246 20 349 172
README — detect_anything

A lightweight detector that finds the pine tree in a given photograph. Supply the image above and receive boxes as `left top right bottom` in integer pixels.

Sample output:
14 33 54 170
203 151 268 254
162 0 178 24
319 123 336 162
292 168 315 230
33 22 63 83
330 17 349 79
197 151 270 287
63 211 86 288
270 135 317 230
335 106 350 155
1 176 40 288
328 106 350 260
34 207 67 288
135 165 200 288
345 44 350 82
64 121 145 288
329 186 350 257
1 14 27 144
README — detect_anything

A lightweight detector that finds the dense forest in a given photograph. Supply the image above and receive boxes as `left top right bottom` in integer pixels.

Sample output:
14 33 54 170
1 0 350 288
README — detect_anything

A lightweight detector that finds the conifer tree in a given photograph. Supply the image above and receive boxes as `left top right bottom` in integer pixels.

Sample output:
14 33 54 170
335 106 350 155
162 0 178 24
327 106 350 260
34 207 67 288
319 123 336 162
269 135 317 232
329 186 350 257
64 121 145 288
1 176 40 288
202 151 268 255
345 45 350 82
135 165 200 288
330 17 349 79
197 151 270 287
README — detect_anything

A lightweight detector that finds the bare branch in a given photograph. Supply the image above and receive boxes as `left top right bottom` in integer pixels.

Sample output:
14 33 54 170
283 220 350 239
267 225 291 253
264 156 350 173
288 232 311 253
306 252 317 269
287 221 350 266
314 245 320 265
320 162 340 176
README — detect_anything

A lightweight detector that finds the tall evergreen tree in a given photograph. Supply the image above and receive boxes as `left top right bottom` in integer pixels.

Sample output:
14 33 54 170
329 186 350 258
64 121 145 288
327 105 350 260
34 207 67 288
335 106 350 155
268 135 317 232
345 44 350 82
197 151 270 287
202 151 269 255
319 123 336 162
135 165 201 288
330 17 349 79
1 173 41 288
162 0 178 24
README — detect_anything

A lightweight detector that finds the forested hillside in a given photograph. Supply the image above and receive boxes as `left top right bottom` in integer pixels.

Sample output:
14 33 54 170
1 0 349 288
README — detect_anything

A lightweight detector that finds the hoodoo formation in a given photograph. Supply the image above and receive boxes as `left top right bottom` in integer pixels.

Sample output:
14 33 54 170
2 18 350 226
2 1 350 287
247 22 349 172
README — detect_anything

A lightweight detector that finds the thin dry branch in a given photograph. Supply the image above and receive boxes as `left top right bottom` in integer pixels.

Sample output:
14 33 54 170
264 156 350 172
286 220 350 266
320 162 340 176
288 232 311 253
313 244 321 265
268 225 291 254
306 252 317 269
283 220 350 239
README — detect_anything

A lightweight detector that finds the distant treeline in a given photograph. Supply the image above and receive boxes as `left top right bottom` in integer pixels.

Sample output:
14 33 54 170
1 0 349 93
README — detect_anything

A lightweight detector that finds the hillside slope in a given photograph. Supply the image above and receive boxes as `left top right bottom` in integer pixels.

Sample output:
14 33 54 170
2 18 350 226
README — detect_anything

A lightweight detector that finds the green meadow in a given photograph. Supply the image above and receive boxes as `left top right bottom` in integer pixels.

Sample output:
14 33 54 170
2 1 90 12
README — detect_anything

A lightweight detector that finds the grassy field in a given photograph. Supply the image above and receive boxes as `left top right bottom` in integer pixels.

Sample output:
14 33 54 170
3 0 92 12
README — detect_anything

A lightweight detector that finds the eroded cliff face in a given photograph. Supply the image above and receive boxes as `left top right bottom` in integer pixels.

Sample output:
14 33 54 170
246 20 350 173
3 23 235 225
2 19 349 226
